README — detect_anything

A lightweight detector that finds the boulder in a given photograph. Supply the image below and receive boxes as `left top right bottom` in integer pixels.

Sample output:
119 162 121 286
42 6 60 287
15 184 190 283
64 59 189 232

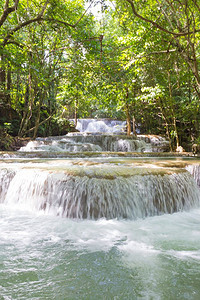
176 146 185 153
192 144 200 154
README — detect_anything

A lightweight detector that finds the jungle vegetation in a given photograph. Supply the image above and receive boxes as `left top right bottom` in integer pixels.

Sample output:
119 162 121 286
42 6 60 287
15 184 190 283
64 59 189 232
0 0 200 151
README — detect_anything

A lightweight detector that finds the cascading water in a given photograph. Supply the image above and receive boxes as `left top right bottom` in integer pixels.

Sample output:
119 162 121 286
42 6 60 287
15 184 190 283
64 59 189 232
75 118 127 134
1 119 200 299
0 160 200 219
186 164 200 186
18 119 170 153
19 134 147 153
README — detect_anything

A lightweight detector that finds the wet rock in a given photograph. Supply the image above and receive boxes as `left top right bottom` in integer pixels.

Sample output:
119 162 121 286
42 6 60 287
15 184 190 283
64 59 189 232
176 146 185 153
192 144 200 154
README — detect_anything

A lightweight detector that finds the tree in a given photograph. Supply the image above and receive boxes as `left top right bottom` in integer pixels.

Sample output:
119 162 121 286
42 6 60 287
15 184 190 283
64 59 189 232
123 0 200 96
0 0 94 137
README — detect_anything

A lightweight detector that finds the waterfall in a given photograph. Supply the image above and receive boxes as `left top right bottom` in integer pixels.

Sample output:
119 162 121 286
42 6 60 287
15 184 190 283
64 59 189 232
0 165 199 219
186 164 200 187
1 119 200 299
18 119 169 153
19 135 147 153
75 119 127 134
0 118 198 220
19 133 169 153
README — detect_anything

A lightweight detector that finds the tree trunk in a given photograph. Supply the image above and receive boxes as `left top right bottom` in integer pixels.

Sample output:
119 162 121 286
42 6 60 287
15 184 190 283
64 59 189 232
74 97 78 127
157 97 173 151
168 71 179 148
0 55 6 103
125 104 131 136
18 70 34 137
6 65 12 119
33 91 43 139
132 116 137 136
125 87 131 136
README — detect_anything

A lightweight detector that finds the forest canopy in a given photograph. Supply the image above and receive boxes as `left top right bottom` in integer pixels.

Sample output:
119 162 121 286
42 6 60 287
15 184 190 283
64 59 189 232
0 0 200 151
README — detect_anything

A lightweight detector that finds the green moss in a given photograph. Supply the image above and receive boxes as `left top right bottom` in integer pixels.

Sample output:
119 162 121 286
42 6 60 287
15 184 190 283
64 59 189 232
0 128 15 151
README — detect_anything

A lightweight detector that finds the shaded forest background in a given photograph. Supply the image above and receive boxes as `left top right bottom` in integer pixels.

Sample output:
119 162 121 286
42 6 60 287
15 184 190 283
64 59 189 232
0 0 200 151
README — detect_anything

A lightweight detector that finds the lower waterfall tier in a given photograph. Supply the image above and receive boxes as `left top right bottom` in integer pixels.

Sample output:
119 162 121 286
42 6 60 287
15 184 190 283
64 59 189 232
0 159 200 219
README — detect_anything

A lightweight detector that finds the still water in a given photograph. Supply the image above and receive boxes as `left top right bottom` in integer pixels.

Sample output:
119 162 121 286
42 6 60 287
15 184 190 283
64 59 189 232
0 205 200 299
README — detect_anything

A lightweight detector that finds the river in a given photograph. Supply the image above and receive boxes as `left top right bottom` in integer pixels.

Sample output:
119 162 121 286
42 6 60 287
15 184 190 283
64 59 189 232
0 120 200 299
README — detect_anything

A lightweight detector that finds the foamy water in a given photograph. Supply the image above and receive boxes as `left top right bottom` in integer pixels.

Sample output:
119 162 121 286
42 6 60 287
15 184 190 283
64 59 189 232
1 156 200 299
0 206 200 299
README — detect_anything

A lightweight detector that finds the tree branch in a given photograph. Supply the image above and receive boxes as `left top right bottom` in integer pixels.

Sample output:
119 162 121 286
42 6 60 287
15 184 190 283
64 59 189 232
41 17 76 28
5 39 24 48
25 115 52 134
192 0 200 13
0 0 19 28
2 1 49 46
73 0 94 27
1 0 93 47
124 48 177 69
125 0 200 36
146 49 177 55
41 0 94 29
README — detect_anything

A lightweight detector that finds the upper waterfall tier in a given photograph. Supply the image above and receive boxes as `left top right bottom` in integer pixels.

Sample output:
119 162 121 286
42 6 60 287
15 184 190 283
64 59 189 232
18 118 169 154
74 119 127 134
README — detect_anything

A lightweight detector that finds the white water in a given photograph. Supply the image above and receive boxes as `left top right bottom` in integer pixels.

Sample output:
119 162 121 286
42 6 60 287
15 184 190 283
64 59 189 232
186 164 200 186
18 134 169 153
1 126 200 299
0 206 200 299
18 119 169 153
19 135 148 153
75 118 127 134
0 158 200 219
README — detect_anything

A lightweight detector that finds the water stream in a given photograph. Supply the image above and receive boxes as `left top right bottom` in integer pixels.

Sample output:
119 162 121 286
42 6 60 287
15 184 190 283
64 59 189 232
0 119 200 299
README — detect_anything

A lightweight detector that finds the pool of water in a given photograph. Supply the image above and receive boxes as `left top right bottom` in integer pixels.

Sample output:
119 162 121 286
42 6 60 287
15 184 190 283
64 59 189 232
0 205 200 299
1 156 200 299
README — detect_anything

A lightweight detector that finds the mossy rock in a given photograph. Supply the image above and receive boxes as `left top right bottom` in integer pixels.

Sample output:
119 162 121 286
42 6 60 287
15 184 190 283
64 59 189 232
0 128 15 150
0 128 31 151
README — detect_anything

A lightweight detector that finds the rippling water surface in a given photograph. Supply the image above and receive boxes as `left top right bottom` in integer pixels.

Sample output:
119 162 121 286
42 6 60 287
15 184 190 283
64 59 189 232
0 205 200 299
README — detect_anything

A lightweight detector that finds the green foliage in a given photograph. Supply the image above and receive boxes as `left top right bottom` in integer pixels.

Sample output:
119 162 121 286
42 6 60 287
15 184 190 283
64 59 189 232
47 117 73 136
0 0 200 148
0 126 15 150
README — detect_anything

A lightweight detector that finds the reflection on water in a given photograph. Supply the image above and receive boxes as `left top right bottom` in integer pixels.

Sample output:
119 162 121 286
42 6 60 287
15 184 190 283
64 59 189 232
0 206 200 299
